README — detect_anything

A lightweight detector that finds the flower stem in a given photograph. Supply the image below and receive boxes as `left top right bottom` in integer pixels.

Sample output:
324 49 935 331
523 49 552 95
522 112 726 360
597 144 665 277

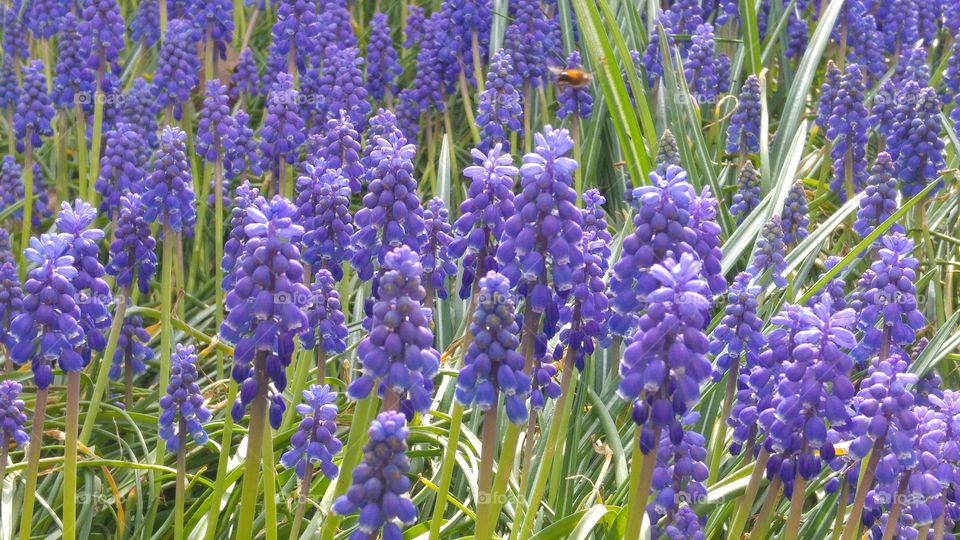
752 475 784 540
514 355 578 540
427 401 465 540
214 158 225 379
477 393 500 525
880 475 909 540
624 429 661 540
572 116 582 198
830 479 849 540
785 471 807 540
73 103 88 200
708 361 738 485
319 393 379 540
18 140 33 281
839 437 887 539
471 32 484 95
89 73 105 207
81 290 129 444
262 425 278 540
202 378 239 540
475 421 521 540
456 70 481 145
63 371 80 540
235 353 269 540
175 419 186 540
56 112 68 203
160 227 174 418
289 463 313 540
728 446 771 540
18 387 48 540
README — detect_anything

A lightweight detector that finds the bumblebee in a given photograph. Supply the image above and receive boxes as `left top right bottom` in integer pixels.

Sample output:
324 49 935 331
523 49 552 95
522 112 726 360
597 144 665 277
549 66 591 88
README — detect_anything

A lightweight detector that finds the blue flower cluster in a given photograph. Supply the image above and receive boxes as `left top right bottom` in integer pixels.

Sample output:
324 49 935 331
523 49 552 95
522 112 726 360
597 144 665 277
159 344 212 452
106 195 157 295
476 49 523 152
555 51 593 120
144 127 197 234
422 198 457 302
95 125 148 219
281 384 343 479
107 315 153 381
746 215 788 288
0 380 28 447
730 162 760 224
854 153 902 239
295 163 354 279
301 269 348 355
726 75 761 155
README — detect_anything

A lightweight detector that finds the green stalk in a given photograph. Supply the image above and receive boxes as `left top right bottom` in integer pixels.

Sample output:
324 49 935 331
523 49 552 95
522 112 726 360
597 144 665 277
476 394 499 529
214 158 225 380
829 479 848 540
281 347 313 431
572 116 582 199
202 378 239 540
159 0 168 38
471 32 484 94
475 421 521 540
235 352 269 540
63 371 80 540
160 226 174 415
18 139 34 281
514 356 579 540
457 70 481 144
73 103 88 200
707 361 738 484
56 112 68 202
727 446 770 540
784 470 807 540
89 70 105 207
262 426 279 540
18 387 48 540
752 476 784 540
289 463 313 540
233 0 245 48
81 289 130 444
623 429 661 540
175 419 186 540
426 402 465 540
319 393 379 540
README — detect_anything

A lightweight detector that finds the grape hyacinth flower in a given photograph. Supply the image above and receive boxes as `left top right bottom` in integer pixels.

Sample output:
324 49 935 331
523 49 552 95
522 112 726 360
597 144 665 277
476 49 523 152
107 315 153 382
435 0 492 89
189 0 233 59
404 5 426 48
0 229 12 265
726 75 761 155
95 125 148 219
56 200 112 360
314 1 356 54
317 46 372 131
0 380 28 447
455 271 532 423
827 64 869 201
0 156 49 226
159 343 212 452
0 261 23 351
502 0 554 88
781 181 810 245
854 233 924 357
295 164 354 279
26 0 68 40
817 62 843 131
448 143 518 299
746 215 788 287
348 246 440 415
647 415 710 538
555 51 593 120
730 161 760 224
332 410 417 539
9 234 85 388
422 198 457 304
350 137 426 281
854 153 902 239
366 13 402 102
260 73 306 181
120 78 160 150
221 195 310 427
530 346 562 410
221 182 265 290
106 194 158 296
2 8 28 61
309 114 363 192
14 60 55 153
131 0 161 47
281 384 343 479
710 272 765 380
0 58 18 114
231 48 261 100
79 0 125 74
224 110 262 183
197 80 234 164
618 252 712 453
654 130 681 175
683 24 730 103
52 13 93 110
144 127 197 235
890 84 945 198
362 108 406 168
153 19 200 120
301 269 348 356
496 126 583 304
267 0 319 76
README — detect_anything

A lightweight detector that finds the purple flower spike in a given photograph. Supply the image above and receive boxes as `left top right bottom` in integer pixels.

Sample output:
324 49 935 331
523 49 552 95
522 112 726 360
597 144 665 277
309 114 363 192
121 78 160 150
422 198 457 301
95 125 148 219
889 84 945 198
730 162 760 224
79 0 125 74
106 194 158 295
348 246 440 416
781 181 809 245
477 49 523 152
683 23 730 103
828 64 869 201
295 164 354 278
26 0 69 40
0 261 23 350
0 229 13 265
496 126 583 300
618 253 712 451
0 156 50 226
261 73 306 174
9 234 85 388
647 417 709 538
108 315 153 381
56 200 112 360
503 0 556 88
816 62 843 131
366 13 402 102
302 269 348 354
556 51 593 120
159 343 212 453
746 216 788 288
2 9 28 60
14 60 55 152
456 271 531 423
224 110 262 182
449 144 518 299
131 0 161 47
267 0 320 76
221 196 311 428
197 80 235 163
144 127 197 235
854 153 902 239
350 137 426 281
404 6 426 49
0 58 19 111
0 380 28 447
854 233 924 356
153 19 200 120
190 0 233 58
281 384 342 479
221 182 265 290
710 272 765 380
332 411 417 539
231 48 261 99
726 75 761 155
317 46 371 131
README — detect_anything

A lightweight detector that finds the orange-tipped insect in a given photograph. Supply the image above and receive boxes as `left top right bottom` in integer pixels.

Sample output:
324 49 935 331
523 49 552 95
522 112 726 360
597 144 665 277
549 66 592 88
